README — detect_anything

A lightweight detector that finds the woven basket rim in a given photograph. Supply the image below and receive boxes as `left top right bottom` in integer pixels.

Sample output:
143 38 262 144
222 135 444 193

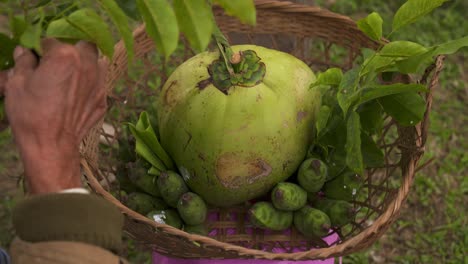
82 0 444 259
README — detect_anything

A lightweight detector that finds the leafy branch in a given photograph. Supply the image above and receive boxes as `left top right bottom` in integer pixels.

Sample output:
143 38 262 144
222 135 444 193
310 0 468 175
0 0 257 69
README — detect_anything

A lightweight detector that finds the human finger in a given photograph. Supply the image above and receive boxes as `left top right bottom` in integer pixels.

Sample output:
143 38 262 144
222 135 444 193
75 41 99 62
12 47 38 77
41 38 64 55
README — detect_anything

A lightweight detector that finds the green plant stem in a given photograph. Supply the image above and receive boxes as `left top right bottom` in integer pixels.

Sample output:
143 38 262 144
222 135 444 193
212 24 235 75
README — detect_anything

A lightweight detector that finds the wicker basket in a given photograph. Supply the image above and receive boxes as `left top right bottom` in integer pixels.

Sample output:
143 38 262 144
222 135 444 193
80 0 444 260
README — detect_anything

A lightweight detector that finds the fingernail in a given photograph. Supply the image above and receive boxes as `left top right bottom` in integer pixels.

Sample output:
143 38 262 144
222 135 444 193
13 47 25 60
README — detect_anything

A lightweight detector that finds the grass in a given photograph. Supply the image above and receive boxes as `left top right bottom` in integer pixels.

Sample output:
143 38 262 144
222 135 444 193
0 0 467 263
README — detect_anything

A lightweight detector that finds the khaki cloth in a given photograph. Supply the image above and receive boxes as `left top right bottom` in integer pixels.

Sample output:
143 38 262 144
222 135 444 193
10 237 128 264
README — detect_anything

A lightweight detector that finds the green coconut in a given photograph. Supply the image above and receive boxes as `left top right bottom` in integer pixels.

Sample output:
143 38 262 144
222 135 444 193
157 45 321 206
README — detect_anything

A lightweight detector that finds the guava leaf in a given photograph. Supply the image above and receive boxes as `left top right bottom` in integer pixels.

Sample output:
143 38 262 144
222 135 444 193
356 83 427 106
345 111 363 175
433 35 468 55
361 41 428 76
316 105 332 137
9 15 27 41
361 132 384 168
46 18 91 41
215 0 256 25
66 9 115 58
19 11 44 54
379 92 426 126
357 12 383 42
337 67 360 116
115 0 140 20
358 100 383 135
173 0 214 53
98 0 134 61
392 0 449 33
312 67 343 87
0 33 16 70
396 36 468 74
131 111 175 170
136 0 179 61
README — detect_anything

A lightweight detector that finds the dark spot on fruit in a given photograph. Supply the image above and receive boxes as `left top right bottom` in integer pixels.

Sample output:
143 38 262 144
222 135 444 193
198 153 207 161
197 78 212 90
282 160 292 172
256 94 262 102
216 152 272 189
310 159 322 174
163 80 178 106
183 130 192 151
275 189 284 200
297 111 307 122
322 223 331 231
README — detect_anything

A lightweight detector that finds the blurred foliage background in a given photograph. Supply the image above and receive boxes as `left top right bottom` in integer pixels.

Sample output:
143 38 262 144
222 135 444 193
0 0 466 263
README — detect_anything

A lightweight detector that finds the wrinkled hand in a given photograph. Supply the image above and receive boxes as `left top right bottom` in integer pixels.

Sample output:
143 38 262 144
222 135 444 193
0 39 107 194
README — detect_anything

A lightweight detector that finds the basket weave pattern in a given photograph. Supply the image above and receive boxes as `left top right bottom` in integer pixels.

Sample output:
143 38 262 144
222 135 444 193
81 0 444 260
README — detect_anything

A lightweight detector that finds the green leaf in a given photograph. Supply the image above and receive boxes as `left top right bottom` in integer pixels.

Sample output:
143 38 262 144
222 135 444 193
358 101 383 135
66 9 115 58
115 0 140 20
33 0 52 8
357 12 383 42
345 111 363 174
396 36 468 73
0 33 16 70
137 0 179 60
361 133 384 168
173 0 214 53
10 15 27 40
20 24 42 53
215 0 256 25
19 10 44 54
361 41 427 76
98 0 134 61
312 67 343 87
316 105 332 137
128 124 167 171
379 92 426 126
378 41 428 58
392 0 449 32
46 18 91 41
356 83 427 106
433 35 468 55
337 67 360 116
148 166 161 176
134 111 175 170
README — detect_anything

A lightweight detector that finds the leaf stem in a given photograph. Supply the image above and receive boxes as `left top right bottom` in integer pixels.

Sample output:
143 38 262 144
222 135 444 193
212 24 235 76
